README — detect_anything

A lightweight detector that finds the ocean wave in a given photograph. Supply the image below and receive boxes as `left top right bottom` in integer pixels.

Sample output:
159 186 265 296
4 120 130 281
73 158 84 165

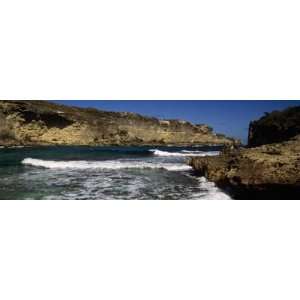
38 176 231 200
149 149 220 157
22 158 192 171
194 177 231 200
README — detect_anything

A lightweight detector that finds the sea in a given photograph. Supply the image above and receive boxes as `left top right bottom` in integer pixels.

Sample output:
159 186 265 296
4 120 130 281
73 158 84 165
0 146 231 200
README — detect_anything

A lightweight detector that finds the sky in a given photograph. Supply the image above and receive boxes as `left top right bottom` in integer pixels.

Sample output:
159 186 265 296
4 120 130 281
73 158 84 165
53 100 300 144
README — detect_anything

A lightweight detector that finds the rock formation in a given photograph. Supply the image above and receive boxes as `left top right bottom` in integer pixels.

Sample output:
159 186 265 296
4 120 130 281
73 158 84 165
0 100 237 146
189 106 300 199
248 106 300 147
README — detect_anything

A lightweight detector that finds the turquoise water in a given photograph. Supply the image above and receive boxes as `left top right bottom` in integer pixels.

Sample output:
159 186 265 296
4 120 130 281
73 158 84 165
0 146 231 200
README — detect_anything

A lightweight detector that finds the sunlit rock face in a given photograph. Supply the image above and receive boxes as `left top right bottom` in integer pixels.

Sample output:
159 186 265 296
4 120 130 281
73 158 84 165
0 100 237 146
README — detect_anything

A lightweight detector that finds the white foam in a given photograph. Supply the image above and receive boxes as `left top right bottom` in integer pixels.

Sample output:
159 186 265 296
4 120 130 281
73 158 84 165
150 149 220 157
22 158 192 171
196 177 231 200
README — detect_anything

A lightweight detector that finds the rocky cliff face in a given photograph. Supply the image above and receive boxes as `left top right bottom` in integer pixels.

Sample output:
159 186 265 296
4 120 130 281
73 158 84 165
0 100 236 146
248 106 300 147
189 106 300 199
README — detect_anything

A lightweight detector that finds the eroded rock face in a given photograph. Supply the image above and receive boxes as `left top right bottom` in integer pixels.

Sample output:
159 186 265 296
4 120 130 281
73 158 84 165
189 136 300 199
248 106 300 147
0 100 237 146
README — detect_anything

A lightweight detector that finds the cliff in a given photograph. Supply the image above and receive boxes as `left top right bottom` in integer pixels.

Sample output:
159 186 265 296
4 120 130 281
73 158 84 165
189 106 300 199
0 100 236 146
248 106 300 147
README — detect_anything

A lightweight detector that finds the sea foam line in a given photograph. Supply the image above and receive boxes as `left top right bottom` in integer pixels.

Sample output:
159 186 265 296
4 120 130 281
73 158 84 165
149 149 220 157
22 158 192 171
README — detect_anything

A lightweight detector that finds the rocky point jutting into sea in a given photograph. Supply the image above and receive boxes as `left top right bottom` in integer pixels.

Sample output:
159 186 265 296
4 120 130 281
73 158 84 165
189 106 300 199
0 100 238 146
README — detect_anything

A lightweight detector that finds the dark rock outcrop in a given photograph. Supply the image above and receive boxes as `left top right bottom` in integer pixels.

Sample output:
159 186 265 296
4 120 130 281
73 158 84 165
0 100 237 146
248 106 300 147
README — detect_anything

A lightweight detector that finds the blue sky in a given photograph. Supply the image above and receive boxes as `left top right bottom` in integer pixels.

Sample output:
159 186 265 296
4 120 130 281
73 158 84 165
53 100 300 143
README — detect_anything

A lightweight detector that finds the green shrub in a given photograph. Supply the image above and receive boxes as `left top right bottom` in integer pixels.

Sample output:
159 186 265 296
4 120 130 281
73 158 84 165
0 112 15 141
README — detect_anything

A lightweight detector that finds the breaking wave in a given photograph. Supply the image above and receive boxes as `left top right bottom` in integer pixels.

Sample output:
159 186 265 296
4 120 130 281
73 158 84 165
22 158 192 171
149 149 220 157
194 177 231 200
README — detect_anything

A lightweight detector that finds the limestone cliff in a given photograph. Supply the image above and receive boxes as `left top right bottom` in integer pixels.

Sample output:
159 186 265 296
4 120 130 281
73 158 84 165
0 100 237 146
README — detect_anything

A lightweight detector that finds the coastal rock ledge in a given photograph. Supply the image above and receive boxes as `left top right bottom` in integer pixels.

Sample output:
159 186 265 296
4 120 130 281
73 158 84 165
189 106 300 199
